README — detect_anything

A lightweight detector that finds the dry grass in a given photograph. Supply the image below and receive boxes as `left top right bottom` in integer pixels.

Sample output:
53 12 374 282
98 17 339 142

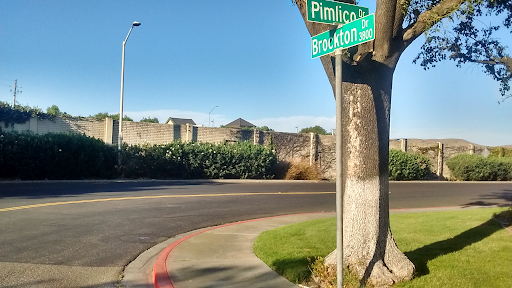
285 161 322 180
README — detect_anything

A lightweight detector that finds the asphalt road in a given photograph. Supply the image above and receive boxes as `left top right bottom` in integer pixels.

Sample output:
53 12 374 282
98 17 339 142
0 180 510 288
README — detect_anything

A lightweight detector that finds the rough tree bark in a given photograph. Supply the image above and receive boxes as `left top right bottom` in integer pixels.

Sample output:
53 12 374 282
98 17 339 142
294 0 467 286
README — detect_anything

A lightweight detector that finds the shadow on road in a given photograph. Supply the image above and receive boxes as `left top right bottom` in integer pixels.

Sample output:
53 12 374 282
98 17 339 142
463 189 512 207
0 180 228 199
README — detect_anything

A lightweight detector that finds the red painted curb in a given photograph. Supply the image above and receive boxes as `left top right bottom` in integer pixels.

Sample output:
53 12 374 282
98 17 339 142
152 206 476 288
151 212 333 288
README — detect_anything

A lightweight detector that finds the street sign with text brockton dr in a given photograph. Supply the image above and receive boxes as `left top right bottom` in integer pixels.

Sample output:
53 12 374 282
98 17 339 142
311 13 375 58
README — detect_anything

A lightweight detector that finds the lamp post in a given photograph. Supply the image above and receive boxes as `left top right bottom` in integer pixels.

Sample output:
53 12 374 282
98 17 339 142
118 21 141 168
209 106 218 127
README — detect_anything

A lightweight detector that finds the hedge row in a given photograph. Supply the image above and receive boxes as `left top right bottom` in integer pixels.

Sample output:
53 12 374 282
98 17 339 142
122 141 277 179
0 131 277 180
13 131 512 181
0 131 117 180
446 154 512 181
388 149 432 180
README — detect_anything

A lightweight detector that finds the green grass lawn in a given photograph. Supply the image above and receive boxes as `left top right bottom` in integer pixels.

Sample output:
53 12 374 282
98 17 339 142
253 208 512 288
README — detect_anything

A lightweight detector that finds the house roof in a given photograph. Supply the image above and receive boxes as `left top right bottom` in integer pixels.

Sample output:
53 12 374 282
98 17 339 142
224 118 255 128
165 117 196 125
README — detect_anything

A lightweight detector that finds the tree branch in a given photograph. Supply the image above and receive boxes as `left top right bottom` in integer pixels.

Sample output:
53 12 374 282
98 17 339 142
374 0 398 61
402 0 465 46
472 56 512 80
393 0 410 38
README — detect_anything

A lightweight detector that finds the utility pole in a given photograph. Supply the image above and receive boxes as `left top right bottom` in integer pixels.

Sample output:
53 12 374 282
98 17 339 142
11 79 22 107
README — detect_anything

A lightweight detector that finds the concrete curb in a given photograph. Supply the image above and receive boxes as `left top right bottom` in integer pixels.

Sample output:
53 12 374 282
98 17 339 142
121 206 505 288
152 213 334 288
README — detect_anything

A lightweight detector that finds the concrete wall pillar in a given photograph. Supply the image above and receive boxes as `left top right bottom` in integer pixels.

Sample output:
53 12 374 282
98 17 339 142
253 129 258 145
437 142 444 179
469 144 475 154
400 139 408 152
186 124 191 142
310 133 317 166
104 117 114 144
29 117 38 133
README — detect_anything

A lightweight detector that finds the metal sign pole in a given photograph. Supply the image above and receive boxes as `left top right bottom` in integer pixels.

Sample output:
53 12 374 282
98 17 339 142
335 46 344 288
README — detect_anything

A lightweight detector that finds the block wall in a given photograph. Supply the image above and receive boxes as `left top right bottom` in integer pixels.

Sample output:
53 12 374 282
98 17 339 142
1 116 501 180
1 117 105 141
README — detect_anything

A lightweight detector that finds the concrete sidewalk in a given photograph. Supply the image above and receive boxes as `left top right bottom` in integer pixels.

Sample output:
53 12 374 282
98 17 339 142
121 212 335 288
121 206 489 288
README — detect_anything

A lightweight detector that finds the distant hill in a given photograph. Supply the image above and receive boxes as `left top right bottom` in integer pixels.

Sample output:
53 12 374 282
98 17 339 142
390 138 512 148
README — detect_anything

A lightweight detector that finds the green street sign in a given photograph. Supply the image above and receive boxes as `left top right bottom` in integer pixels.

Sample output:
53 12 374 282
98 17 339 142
306 0 370 25
311 14 375 58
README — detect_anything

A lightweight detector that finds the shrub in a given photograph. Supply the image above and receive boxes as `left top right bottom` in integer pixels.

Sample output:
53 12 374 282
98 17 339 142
0 101 54 128
0 131 117 180
446 154 512 181
122 141 277 179
285 162 322 180
0 132 277 180
388 149 432 180
490 146 512 158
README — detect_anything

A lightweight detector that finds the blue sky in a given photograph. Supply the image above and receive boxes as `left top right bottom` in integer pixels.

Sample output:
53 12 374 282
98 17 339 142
0 0 510 146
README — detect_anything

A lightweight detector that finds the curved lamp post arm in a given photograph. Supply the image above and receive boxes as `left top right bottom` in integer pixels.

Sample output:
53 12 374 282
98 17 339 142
209 106 218 127
118 21 141 169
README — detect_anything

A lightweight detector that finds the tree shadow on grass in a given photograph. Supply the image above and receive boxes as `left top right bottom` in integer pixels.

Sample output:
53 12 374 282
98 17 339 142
270 257 314 283
404 218 504 278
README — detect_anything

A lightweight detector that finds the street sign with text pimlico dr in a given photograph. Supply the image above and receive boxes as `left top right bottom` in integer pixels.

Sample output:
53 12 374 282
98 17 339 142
311 14 375 58
306 0 370 25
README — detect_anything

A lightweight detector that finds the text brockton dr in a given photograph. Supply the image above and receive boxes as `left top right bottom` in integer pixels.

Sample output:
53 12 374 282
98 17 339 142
311 15 374 58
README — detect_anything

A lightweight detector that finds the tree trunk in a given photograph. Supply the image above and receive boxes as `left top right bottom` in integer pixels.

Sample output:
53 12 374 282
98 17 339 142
324 59 415 287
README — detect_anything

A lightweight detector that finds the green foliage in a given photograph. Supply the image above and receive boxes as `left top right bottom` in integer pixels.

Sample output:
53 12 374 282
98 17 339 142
0 101 54 128
140 117 159 123
256 126 274 131
446 154 512 181
241 126 274 131
389 149 432 180
114 114 133 121
90 112 133 121
0 131 277 180
0 131 117 180
412 0 511 102
122 141 277 180
489 146 512 158
46 105 61 116
46 104 72 118
299 125 328 135
90 112 110 120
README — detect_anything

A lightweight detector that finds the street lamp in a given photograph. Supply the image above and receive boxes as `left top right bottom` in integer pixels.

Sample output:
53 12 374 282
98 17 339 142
209 106 218 127
118 21 141 168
